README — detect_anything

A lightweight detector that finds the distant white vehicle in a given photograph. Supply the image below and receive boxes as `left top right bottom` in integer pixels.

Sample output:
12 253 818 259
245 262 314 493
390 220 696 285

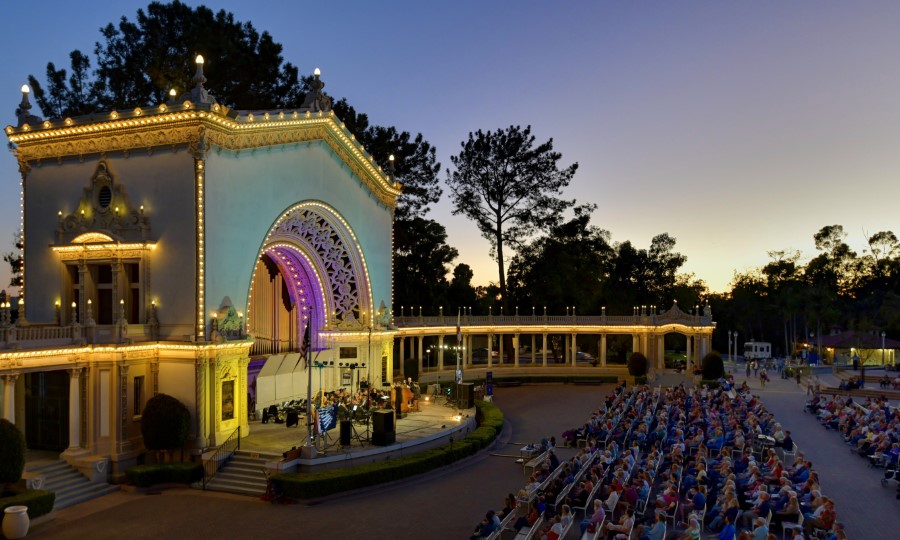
743 341 771 360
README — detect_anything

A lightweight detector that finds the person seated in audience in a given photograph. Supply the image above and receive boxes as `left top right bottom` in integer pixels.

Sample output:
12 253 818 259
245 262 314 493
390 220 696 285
880 374 891 388
636 511 666 540
580 498 605 536
677 516 701 540
539 514 563 540
749 516 769 540
773 491 801 526
803 497 836 535
780 430 794 452
716 514 736 540
826 521 847 540
603 506 635 539
470 510 500 539
513 500 541 532
497 493 516 519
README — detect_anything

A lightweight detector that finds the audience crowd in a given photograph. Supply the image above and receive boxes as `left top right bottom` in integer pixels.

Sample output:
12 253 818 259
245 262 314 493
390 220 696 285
470 381 846 540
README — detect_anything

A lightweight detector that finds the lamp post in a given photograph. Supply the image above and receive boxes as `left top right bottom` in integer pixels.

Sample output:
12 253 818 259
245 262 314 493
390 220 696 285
882 331 886 367
732 331 738 367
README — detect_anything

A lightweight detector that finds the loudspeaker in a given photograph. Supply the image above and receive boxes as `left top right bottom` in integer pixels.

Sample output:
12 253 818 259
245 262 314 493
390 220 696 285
457 383 474 409
372 409 395 446
340 420 352 446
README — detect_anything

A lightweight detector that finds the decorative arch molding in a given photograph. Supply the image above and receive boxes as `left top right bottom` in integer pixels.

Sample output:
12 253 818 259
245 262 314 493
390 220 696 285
247 201 373 340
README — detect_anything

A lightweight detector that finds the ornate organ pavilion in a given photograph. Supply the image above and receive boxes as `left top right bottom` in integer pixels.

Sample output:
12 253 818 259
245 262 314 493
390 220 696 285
1 58 398 478
1 57 716 482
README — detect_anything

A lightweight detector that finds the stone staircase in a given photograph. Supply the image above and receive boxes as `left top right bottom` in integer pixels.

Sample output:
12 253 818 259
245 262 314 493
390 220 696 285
202 451 273 496
25 460 119 510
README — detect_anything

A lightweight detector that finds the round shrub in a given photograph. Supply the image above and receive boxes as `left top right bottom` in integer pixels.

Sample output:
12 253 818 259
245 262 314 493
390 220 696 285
628 352 649 377
702 351 725 380
0 418 26 487
141 394 191 453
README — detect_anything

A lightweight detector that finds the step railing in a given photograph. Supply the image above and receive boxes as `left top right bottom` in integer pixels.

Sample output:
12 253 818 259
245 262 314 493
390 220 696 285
202 426 240 489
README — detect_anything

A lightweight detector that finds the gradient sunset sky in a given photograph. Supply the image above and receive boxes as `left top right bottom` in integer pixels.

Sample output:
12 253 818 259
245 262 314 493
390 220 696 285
2 1 899 297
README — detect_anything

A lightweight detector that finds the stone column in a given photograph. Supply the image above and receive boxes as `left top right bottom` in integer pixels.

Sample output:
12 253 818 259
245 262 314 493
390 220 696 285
632 335 639 357
488 333 493 368
531 334 536 365
657 335 664 369
438 334 444 371
417 335 424 374
399 336 405 370
686 335 693 371
564 335 570 366
2 374 18 423
571 333 577 366
514 333 520 367
67 368 82 450
116 362 129 453
542 334 548 367
600 334 607 367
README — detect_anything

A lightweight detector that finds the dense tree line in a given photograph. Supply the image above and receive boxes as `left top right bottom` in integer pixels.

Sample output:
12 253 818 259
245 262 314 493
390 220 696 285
711 225 900 356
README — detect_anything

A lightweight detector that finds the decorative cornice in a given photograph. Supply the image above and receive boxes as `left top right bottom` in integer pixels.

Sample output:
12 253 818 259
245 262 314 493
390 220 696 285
6 107 401 208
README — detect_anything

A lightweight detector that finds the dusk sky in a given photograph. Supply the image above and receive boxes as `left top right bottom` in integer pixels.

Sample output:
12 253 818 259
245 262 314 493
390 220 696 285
2 1 899 297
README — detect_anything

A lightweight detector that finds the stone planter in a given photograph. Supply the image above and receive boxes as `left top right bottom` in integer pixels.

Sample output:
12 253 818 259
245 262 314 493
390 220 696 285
2 505 30 539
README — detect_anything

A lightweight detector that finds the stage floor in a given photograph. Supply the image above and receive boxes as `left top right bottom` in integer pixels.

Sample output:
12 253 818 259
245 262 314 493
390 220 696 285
239 397 476 459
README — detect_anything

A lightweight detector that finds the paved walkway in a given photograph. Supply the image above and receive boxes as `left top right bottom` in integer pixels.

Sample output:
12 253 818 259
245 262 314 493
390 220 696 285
24 378 900 539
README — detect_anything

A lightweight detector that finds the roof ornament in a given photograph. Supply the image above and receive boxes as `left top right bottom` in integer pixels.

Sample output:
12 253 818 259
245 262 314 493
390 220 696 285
17 85 41 127
188 54 216 105
300 67 332 113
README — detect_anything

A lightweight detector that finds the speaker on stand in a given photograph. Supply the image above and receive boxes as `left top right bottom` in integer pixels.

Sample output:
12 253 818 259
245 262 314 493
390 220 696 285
340 420 352 447
372 409 395 446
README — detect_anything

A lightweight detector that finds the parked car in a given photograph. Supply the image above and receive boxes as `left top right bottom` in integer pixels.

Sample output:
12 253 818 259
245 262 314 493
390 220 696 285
575 351 597 364
472 348 500 362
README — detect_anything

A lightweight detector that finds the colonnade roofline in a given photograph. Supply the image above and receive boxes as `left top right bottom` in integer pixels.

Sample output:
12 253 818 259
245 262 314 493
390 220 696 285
393 314 715 335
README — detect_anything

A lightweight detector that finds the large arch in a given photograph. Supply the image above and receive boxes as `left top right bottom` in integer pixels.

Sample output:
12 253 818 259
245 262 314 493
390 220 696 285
246 201 373 353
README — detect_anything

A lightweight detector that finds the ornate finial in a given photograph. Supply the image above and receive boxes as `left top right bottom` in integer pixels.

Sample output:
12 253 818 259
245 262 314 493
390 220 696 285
17 85 41 127
388 154 396 175
300 67 332 113
188 54 216 105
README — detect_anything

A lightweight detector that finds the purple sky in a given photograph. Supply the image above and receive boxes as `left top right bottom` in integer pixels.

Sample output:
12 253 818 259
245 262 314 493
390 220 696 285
3 1 900 296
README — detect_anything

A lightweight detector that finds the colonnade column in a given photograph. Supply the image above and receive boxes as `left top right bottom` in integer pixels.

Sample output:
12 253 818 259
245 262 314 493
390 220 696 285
417 336 424 374
499 334 504 366
514 333 520 367
564 335 570 366
571 333 577 366
438 335 445 371
399 337 405 371
657 335 664 369
600 334 607 367
632 335 639 357
1 374 17 423
542 334 548 367
488 333 493 368
67 368 82 451
531 334 536 365
686 336 693 371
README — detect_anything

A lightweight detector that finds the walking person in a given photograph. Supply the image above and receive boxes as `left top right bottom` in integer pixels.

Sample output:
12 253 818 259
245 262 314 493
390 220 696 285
759 367 768 388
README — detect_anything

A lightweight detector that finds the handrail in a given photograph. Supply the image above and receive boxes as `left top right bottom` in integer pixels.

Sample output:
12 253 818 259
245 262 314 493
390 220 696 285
202 426 241 489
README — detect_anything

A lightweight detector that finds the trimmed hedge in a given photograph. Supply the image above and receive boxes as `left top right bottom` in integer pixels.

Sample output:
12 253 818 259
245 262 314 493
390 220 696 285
698 379 722 389
125 462 203 487
274 399 504 499
628 352 649 377
633 376 648 385
0 489 55 519
0 419 26 485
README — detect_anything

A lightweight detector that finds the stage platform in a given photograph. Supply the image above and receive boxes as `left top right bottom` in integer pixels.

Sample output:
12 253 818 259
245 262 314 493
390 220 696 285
239 397 477 473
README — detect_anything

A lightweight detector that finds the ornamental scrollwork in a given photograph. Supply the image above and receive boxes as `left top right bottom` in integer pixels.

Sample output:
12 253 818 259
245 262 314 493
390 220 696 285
273 206 364 322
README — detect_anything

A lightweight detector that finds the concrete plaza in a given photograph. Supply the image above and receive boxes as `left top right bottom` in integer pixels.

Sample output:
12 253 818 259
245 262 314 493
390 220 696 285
25 376 900 539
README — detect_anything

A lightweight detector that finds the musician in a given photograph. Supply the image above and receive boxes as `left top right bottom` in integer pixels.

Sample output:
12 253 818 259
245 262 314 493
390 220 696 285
407 377 421 411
